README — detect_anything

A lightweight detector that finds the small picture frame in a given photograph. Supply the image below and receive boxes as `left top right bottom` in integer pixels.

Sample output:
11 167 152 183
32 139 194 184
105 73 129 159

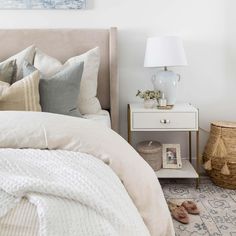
162 144 182 169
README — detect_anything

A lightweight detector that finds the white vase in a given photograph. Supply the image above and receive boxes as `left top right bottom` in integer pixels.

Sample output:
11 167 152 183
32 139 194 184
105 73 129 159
152 70 180 105
144 99 156 109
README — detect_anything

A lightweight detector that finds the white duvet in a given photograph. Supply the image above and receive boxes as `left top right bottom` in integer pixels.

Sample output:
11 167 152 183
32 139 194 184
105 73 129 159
0 111 175 236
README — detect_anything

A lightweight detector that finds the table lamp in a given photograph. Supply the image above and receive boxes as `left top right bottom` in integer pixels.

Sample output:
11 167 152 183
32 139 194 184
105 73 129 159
144 36 187 105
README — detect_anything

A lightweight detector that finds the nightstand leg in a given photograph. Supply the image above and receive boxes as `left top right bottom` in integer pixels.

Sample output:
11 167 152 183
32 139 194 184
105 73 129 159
189 131 192 163
196 130 200 188
127 105 131 144
196 178 200 189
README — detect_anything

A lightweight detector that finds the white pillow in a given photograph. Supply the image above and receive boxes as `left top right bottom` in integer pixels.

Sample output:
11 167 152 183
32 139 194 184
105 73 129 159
34 47 101 115
6 45 35 82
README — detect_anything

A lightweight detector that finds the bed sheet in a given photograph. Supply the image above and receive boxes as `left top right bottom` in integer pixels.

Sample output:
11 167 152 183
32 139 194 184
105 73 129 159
83 110 111 128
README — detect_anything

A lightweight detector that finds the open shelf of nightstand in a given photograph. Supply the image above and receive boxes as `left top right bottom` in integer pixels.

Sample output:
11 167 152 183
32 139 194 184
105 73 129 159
155 160 199 179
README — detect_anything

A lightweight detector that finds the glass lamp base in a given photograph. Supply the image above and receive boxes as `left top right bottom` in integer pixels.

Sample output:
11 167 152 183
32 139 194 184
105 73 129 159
152 70 179 105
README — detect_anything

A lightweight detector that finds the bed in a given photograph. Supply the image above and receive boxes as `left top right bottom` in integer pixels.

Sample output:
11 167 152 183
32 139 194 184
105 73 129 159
0 28 174 236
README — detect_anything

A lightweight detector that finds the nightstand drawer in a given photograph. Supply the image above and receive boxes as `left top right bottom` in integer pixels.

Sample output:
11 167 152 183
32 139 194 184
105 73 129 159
132 112 197 130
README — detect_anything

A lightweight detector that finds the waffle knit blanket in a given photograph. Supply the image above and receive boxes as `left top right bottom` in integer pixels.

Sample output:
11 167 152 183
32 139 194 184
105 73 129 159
0 149 149 236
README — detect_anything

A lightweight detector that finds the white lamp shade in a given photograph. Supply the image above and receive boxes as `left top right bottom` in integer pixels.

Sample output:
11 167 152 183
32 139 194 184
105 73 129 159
144 36 188 68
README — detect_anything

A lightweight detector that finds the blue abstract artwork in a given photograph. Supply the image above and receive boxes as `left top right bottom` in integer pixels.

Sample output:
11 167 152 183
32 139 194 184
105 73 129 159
0 0 86 9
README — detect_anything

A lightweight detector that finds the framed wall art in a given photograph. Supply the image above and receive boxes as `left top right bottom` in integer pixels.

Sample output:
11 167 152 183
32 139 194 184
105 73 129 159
0 0 86 9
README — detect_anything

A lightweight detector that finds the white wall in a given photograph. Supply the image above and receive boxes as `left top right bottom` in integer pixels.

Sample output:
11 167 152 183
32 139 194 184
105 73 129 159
0 0 235 158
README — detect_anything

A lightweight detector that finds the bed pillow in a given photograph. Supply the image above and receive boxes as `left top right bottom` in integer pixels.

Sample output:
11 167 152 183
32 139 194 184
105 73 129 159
0 70 41 111
0 60 17 84
5 45 35 82
23 61 84 117
34 47 101 115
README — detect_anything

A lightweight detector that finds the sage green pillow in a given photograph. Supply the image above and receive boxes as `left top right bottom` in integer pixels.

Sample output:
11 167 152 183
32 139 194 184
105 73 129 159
0 60 16 84
23 61 84 117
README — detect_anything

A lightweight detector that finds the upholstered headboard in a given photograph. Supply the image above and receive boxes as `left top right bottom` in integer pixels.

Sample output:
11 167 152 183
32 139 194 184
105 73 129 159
0 28 119 132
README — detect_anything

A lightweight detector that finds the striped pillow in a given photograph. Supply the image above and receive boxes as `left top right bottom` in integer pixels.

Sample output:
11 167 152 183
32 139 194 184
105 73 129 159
0 70 41 111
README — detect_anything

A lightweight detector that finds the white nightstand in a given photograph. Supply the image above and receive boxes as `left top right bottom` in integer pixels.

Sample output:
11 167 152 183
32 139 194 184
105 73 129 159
128 103 200 187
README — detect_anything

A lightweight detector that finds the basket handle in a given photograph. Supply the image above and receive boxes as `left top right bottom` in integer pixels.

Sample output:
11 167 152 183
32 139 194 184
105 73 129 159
148 141 153 146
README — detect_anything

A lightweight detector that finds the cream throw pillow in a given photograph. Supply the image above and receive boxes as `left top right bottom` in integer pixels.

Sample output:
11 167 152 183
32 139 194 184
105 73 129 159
0 70 41 111
34 47 101 114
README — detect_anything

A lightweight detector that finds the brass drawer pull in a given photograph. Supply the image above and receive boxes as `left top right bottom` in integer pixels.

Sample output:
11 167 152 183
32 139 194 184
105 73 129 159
160 119 170 124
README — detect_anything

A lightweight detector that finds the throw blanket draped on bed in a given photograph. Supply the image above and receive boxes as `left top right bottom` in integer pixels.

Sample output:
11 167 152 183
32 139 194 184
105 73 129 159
0 111 175 236
0 149 149 236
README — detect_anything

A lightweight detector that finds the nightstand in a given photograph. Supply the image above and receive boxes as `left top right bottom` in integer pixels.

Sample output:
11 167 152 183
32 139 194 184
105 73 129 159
127 103 200 187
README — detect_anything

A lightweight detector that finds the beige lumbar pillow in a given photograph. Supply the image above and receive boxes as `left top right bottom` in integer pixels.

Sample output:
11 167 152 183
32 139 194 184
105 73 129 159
34 47 101 115
0 70 41 111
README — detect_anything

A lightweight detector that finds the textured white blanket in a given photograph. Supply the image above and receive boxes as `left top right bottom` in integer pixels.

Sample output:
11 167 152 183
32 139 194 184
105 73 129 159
0 149 149 236
0 111 175 236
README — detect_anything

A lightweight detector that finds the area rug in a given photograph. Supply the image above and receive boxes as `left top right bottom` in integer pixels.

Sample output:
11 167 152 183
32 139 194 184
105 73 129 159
160 178 236 236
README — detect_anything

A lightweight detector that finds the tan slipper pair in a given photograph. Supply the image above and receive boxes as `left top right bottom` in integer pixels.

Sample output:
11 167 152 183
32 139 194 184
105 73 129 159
168 200 200 224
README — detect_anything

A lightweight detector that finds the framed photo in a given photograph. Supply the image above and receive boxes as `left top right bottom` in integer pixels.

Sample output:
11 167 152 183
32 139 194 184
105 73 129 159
162 144 182 169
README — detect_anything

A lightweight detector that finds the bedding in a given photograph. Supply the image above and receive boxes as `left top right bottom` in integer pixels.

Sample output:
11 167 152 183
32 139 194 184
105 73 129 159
23 61 84 117
0 60 16 84
0 111 175 236
34 47 102 115
0 149 149 236
0 199 39 236
84 109 111 128
0 71 41 111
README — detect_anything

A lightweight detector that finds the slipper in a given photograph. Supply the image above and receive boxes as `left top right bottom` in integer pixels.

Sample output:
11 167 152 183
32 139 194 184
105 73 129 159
167 201 190 224
181 200 200 215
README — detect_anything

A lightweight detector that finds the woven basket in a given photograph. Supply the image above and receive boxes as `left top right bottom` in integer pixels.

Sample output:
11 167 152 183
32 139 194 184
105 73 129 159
137 141 162 171
203 121 236 189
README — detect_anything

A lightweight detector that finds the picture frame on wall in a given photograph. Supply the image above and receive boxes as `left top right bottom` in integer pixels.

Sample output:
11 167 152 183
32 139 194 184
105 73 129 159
162 144 182 169
0 0 86 10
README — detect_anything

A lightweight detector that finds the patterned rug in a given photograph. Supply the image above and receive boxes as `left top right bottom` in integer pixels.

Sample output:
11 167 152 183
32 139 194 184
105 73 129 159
160 178 236 236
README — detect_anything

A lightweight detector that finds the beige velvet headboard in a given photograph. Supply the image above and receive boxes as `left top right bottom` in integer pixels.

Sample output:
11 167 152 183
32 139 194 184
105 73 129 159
0 28 119 132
